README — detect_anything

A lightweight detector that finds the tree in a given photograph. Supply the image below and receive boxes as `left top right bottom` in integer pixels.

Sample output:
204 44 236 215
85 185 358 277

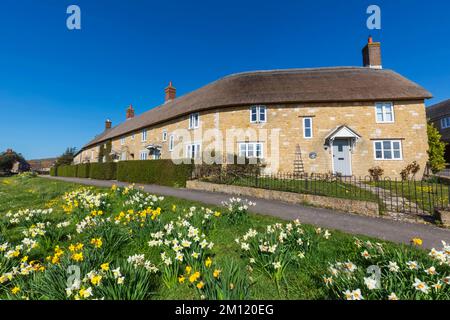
55 147 77 166
427 123 447 174
0 149 30 173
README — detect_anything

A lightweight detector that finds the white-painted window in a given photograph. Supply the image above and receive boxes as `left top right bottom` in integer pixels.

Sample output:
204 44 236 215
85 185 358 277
141 130 147 142
91 151 94 160
441 117 450 129
375 102 395 123
303 117 313 138
162 129 167 141
189 113 200 129
169 134 175 151
120 137 125 145
250 105 267 123
121 152 126 161
131 134 135 140
238 142 264 159
374 140 402 160
140 150 148 160
186 143 201 159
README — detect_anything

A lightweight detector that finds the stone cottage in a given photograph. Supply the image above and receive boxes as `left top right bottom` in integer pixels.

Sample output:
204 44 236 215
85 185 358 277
73 37 432 178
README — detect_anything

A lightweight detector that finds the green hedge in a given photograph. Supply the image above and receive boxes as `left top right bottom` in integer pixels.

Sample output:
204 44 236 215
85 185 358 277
53 160 193 187
57 165 78 177
117 160 194 187
89 162 117 180
76 163 91 178
50 167 57 176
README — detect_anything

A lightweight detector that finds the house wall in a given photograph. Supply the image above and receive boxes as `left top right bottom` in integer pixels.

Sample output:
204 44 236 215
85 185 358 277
78 100 429 178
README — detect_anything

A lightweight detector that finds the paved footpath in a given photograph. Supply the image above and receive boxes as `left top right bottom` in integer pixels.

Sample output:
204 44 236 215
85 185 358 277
43 176 450 250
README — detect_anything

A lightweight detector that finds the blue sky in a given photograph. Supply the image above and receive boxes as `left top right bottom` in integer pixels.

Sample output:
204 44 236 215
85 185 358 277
1 0 449 159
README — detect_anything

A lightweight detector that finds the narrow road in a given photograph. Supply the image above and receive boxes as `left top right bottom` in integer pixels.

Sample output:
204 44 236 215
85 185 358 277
42 176 450 249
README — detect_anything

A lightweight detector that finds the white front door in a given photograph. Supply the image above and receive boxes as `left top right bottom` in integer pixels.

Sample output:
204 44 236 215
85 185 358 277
332 139 352 176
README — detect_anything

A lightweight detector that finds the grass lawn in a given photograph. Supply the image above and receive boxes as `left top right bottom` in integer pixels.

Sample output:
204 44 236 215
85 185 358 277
0 175 448 300
367 179 449 213
208 175 379 203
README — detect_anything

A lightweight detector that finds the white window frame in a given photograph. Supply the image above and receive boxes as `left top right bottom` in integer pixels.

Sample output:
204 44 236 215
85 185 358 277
120 137 125 145
373 140 403 160
441 117 450 129
139 150 148 160
131 134 135 140
375 102 395 123
186 143 201 159
141 130 147 142
189 113 200 129
238 142 264 159
250 105 267 123
169 134 175 151
162 129 167 141
120 152 127 161
303 117 313 139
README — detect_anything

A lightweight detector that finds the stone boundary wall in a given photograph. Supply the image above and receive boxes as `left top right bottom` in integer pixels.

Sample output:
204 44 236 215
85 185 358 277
186 180 379 217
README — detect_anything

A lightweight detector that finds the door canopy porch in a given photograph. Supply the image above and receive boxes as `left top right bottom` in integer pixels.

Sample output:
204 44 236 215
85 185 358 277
324 125 361 149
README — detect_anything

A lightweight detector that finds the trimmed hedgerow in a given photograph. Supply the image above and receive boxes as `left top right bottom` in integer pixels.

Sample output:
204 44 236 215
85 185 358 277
57 165 77 177
89 162 117 180
50 167 57 176
117 160 194 187
76 163 91 178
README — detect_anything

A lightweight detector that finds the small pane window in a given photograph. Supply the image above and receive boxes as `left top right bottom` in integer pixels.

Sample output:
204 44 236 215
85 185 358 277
303 118 313 138
169 135 175 151
162 130 167 141
250 106 267 123
374 140 402 160
375 102 395 123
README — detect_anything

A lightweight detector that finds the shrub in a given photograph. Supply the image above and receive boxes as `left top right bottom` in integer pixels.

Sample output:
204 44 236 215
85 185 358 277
368 166 384 182
77 163 91 178
57 165 78 177
89 162 117 180
117 160 193 187
400 161 421 181
50 167 57 176
427 123 447 174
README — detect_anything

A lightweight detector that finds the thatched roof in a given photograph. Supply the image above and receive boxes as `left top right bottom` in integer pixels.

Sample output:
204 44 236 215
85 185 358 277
426 99 450 121
83 67 432 149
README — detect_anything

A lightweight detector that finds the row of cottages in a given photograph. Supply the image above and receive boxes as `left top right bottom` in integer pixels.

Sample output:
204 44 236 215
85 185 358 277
426 99 450 163
73 37 432 178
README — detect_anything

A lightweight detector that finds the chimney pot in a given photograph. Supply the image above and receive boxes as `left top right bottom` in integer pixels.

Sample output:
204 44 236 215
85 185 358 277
105 119 112 130
362 37 382 69
164 81 176 102
126 104 135 120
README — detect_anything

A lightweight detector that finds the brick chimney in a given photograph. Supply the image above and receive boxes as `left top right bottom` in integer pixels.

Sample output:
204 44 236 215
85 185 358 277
105 119 112 130
362 36 382 69
165 81 176 102
126 104 135 120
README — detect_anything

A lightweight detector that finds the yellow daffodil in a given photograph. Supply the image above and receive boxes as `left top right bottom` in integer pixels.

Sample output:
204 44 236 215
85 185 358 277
205 257 212 268
411 238 423 246
11 286 20 294
196 281 204 289
214 211 221 217
213 269 221 278
90 238 103 249
90 275 102 286
71 252 84 262
185 266 192 275
21 256 28 263
189 272 200 283
178 275 185 284
172 204 177 212
100 263 109 271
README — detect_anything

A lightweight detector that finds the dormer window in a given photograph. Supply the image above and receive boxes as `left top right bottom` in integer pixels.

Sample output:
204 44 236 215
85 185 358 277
250 105 267 123
189 113 200 129
375 102 394 123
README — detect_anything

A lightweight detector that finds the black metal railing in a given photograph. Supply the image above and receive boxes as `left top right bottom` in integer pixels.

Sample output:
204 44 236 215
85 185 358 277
194 170 450 216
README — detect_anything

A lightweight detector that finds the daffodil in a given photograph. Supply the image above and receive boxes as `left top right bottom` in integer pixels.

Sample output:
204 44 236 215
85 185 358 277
11 286 20 295
205 257 212 268
196 281 204 289
178 275 185 284
411 238 423 246
213 269 221 278
100 263 109 272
